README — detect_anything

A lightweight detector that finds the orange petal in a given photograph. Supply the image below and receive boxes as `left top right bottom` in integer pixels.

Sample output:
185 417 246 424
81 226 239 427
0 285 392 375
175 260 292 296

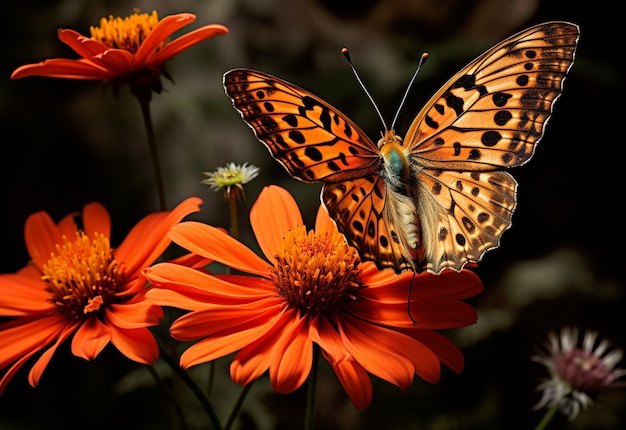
311 316 373 408
134 13 196 67
342 313 443 385
172 300 283 341
28 321 78 388
229 310 296 385
250 186 303 261
106 300 163 329
0 314 68 369
1 348 41 395
314 203 337 233
166 251 212 269
56 211 79 238
145 287 205 310
409 300 478 328
147 262 272 301
0 315 71 394
168 222 270 276
82 202 111 238
230 342 272 386
405 330 464 374
24 211 63 270
350 296 478 329
70 317 111 360
57 28 108 57
270 315 312 393
179 307 284 367
90 49 135 75
309 316 349 361
0 273 53 315
338 315 419 388
328 358 372 409
107 324 158 364
151 24 228 65
361 269 483 302
115 197 202 279
11 58 113 80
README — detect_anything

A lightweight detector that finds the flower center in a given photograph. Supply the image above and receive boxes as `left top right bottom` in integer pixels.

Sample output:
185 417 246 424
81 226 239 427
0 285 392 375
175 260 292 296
555 349 613 392
90 10 160 52
42 231 125 320
270 226 362 315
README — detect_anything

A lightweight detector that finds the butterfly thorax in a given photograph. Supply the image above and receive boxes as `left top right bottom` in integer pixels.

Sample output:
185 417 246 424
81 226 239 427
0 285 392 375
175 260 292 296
378 130 413 191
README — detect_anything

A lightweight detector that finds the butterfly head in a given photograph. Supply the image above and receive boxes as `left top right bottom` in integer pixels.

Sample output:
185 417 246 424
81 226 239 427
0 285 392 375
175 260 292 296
377 129 403 149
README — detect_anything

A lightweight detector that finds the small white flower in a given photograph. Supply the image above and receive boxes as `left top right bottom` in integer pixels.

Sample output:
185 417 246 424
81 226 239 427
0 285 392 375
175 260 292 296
202 162 260 197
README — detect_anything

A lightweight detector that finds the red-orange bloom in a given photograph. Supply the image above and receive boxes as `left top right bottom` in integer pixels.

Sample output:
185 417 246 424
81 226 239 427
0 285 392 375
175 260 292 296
10 11 228 98
0 197 202 395
145 186 483 408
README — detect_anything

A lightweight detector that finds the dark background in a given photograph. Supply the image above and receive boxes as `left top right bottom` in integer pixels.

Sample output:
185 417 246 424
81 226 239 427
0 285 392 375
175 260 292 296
1 0 624 429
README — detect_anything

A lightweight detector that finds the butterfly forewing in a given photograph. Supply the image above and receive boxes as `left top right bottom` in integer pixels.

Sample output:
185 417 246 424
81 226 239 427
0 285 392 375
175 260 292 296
224 69 381 182
405 22 579 171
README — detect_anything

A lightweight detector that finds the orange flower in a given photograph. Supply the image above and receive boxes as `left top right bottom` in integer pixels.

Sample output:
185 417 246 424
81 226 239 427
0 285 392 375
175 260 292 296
145 186 483 408
0 197 202 395
10 11 228 99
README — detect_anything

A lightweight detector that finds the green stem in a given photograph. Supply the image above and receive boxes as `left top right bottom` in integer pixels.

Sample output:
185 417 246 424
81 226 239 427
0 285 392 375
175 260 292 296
227 189 239 240
534 405 559 430
158 341 223 430
147 364 188 430
305 344 320 430
224 382 254 430
137 96 167 211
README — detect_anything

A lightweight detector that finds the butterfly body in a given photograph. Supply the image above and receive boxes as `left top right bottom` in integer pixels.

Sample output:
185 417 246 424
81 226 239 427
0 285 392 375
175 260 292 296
224 22 579 274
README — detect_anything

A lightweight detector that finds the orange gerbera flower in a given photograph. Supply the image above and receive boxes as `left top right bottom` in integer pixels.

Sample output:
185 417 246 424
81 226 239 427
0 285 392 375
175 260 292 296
0 197 202 395
10 10 228 99
145 186 483 409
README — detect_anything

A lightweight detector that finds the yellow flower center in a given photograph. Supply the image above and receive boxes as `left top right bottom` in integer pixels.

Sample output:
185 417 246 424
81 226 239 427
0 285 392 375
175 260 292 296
42 231 125 320
90 10 160 52
271 226 362 315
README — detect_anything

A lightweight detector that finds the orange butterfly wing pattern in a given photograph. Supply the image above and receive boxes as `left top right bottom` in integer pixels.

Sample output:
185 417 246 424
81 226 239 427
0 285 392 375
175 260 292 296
224 21 579 274
222 70 381 182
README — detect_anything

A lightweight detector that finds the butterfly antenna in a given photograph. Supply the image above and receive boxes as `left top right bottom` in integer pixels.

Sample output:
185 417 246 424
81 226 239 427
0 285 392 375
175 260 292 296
390 53 429 131
407 271 418 324
342 48 388 131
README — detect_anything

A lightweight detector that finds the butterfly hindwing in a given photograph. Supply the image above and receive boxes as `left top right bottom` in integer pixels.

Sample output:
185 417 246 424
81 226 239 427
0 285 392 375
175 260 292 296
224 69 381 182
322 177 416 272
416 169 518 272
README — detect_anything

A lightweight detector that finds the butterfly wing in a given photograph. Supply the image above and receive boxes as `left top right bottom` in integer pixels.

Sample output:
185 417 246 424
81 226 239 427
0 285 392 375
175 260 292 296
322 176 419 272
401 21 579 273
223 69 381 182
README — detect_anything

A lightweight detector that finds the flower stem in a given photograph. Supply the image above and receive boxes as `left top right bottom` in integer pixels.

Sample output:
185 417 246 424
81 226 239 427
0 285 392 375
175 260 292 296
137 96 167 211
224 382 254 430
305 344 320 430
227 189 239 240
147 364 188 429
534 405 559 430
158 341 222 430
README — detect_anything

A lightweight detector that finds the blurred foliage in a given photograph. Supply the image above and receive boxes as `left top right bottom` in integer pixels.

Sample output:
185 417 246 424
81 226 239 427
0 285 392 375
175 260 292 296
1 0 624 429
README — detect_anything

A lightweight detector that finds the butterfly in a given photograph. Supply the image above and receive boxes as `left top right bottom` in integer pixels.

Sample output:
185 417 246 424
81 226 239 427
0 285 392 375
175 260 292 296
223 22 579 274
